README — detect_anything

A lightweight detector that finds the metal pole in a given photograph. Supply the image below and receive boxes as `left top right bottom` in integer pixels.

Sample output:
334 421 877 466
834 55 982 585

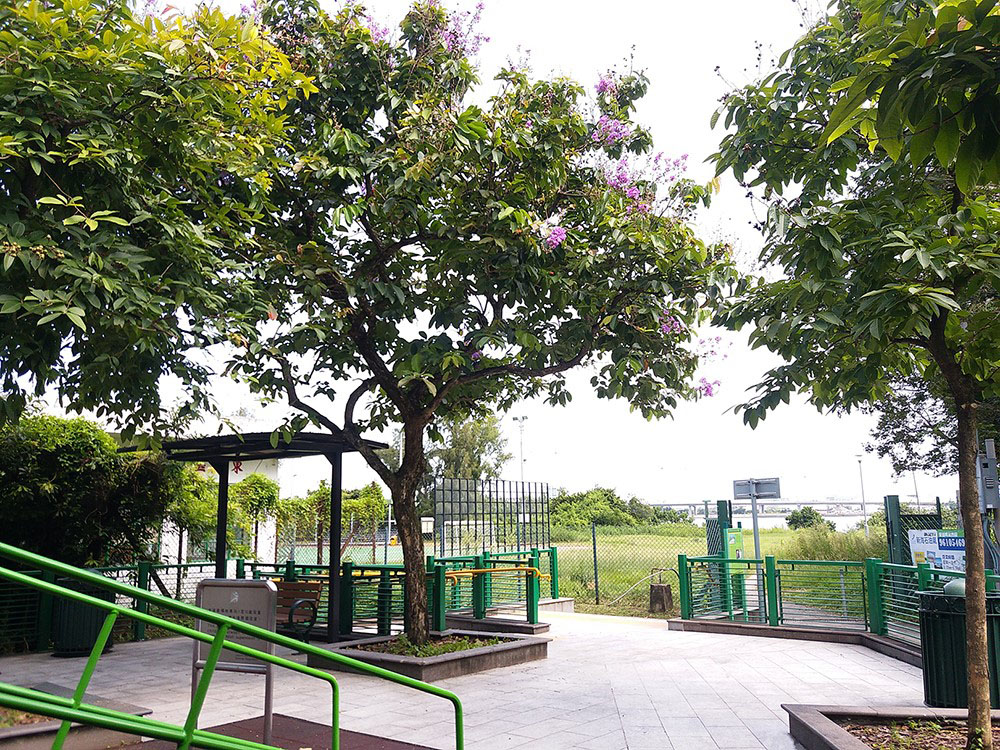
857 456 869 537
591 521 600 605
212 462 229 579
912 470 920 509
327 452 343 642
513 416 527 482
750 485 764 619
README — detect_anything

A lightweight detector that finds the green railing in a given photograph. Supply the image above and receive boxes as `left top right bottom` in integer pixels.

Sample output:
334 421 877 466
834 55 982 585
0 542 464 750
679 553 999 649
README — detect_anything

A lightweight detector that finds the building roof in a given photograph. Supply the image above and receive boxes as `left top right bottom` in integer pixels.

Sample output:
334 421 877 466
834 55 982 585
121 431 388 464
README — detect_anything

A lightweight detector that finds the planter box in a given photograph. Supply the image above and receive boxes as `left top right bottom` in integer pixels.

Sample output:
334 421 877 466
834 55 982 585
784 704 1000 750
306 629 549 681
0 684 150 750
444 614 549 635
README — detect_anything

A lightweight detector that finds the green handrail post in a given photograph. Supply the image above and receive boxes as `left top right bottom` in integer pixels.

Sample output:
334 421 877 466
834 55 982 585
134 561 150 641
526 568 540 625
180 623 229 750
764 556 780 627
916 562 932 592
52 611 118 750
472 556 486 620
37 570 55 651
432 564 447 632
339 561 354 636
677 555 691 619
482 551 492 607
236 558 245 580
865 558 886 636
377 569 393 635
549 548 559 599
284 559 296 582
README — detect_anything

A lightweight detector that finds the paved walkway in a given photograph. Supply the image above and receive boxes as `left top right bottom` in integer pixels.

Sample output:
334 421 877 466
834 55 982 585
0 612 923 749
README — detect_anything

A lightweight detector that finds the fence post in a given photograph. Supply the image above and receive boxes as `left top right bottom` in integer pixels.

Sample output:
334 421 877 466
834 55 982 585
526 569 540 625
377 569 393 635
284 559 296 582
591 522 600 605
235 558 245 580
916 562 932 591
677 555 691 619
987 570 997 594
36 570 55 651
339 561 354 636
549 547 559 599
134 562 151 642
865 558 885 635
764 556 779 627
472 555 487 620
432 564 447 632
483 551 493 607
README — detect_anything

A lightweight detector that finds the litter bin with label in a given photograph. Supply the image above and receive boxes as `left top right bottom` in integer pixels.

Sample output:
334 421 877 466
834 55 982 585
919 589 1000 708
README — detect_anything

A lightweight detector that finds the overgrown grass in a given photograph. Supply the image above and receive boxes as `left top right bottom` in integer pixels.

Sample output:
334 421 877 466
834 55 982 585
776 525 888 561
356 634 501 657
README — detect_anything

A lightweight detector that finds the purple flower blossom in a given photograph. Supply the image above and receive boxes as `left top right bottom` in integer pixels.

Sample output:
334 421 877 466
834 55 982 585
592 115 632 146
441 2 489 56
660 315 683 335
698 377 721 398
365 15 390 42
546 226 567 248
525 119 533 130
595 75 617 95
626 186 640 200
471 350 483 361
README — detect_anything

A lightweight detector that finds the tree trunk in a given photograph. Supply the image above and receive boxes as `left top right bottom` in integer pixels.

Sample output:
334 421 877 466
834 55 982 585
393 421 430 645
957 401 992 750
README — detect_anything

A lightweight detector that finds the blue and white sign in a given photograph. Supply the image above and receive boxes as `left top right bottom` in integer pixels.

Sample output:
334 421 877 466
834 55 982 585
908 529 965 572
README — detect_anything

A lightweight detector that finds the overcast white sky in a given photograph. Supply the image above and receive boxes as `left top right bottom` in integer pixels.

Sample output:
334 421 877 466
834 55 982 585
160 0 959 508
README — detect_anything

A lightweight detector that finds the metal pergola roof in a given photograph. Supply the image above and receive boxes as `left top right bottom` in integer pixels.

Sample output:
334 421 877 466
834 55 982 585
153 431 388 463
120 429 388 642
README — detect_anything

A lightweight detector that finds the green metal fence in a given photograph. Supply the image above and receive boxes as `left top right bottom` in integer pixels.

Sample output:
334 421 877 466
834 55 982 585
679 554 996 650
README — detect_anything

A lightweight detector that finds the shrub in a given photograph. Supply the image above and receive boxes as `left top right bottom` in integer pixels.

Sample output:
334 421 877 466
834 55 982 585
0 415 170 566
777 527 888 562
786 507 835 531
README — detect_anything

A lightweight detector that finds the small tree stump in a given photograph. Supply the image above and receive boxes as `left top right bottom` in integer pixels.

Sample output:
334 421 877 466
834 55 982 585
649 583 673 613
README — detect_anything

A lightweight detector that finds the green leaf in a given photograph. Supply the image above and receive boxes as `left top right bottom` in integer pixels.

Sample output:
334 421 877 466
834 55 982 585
36 196 65 205
935 117 961 167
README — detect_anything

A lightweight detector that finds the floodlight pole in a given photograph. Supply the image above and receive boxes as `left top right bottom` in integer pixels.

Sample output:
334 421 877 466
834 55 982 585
856 456 869 537
513 416 528 482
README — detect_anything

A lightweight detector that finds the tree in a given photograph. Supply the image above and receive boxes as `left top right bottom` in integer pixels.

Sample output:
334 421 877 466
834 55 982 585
865 375 1000 476
427 413 513 481
786 507 835 532
0 0 311 437
712 2 1000 744
0 415 170 566
163 463 218 564
235 0 730 643
230 473 280 559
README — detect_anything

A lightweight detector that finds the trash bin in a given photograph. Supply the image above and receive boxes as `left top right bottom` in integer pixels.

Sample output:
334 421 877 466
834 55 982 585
919 590 1000 708
52 580 116 657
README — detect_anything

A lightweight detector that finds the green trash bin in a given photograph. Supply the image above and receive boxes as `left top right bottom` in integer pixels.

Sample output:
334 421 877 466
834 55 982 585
52 580 116 657
919 590 1000 708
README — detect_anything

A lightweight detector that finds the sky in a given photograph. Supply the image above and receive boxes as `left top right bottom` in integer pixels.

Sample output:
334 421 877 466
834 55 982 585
152 0 958 509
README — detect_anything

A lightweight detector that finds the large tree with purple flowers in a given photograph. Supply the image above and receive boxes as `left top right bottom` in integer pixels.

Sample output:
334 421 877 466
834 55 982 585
236 0 732 643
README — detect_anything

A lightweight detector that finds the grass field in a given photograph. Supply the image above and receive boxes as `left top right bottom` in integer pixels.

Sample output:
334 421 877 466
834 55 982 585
553 524 881 617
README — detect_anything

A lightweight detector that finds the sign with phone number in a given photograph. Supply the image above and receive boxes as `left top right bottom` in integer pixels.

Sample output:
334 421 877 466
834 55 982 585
908 529 965 572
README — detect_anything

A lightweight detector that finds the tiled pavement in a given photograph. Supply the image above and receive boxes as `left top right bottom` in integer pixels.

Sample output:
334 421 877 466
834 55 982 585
0 611 923 749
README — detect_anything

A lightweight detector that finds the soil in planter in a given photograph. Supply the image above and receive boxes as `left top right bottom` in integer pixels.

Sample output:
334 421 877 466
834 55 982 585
353 634 502 658
840 718 1000 749
0 708 49 729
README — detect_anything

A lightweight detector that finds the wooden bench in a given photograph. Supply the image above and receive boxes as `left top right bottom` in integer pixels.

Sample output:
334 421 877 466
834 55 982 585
275 580 323 644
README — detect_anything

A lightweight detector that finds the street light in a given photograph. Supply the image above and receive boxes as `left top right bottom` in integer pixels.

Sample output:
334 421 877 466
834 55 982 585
856 455 869 537
513 416 528 482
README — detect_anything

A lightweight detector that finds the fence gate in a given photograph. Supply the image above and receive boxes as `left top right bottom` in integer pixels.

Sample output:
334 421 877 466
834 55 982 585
432 478 550 556
885 494 942 565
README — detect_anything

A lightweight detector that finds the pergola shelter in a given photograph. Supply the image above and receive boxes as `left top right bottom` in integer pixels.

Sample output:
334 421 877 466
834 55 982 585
123 431 386 641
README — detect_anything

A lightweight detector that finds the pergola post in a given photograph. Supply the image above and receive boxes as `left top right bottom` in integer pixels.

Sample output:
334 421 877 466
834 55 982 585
211 461 230 579
326 451 343 641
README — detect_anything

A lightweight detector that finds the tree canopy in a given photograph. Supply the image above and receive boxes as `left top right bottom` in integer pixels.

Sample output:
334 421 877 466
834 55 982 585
0 0 311 436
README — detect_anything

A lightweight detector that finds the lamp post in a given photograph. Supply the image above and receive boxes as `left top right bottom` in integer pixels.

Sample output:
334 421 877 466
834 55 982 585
513 416 528 482
856 455 869 537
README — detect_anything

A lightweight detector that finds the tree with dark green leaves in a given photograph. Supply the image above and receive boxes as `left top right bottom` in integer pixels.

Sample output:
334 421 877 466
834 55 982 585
713 2 1000 744
0 415 170 566
231 0 730 644
427 414 512 481
865 375 1000 476
0 0 311 437
786 507 835 532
